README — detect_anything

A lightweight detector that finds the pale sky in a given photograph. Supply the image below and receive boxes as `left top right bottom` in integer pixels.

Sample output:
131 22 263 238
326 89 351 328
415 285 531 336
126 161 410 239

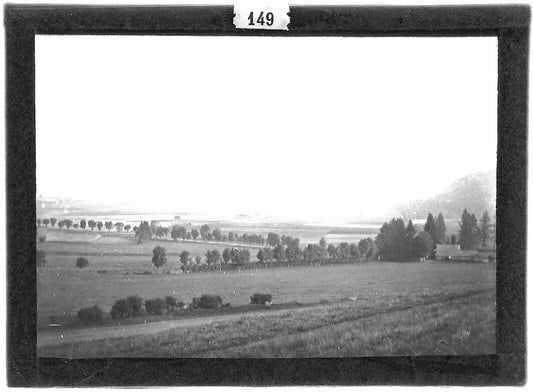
36 36 497 220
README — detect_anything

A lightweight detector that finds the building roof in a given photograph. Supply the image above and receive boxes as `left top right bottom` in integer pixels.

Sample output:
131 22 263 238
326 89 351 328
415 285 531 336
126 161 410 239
435 244 478 258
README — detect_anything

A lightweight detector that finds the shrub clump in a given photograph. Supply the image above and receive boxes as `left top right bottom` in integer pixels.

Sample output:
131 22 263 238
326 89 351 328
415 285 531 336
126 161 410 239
164 296 185 312
111 299 128 319
126 295 143 316
192 294 223 309
145 298 166 315
76 257 89 269
250 293 273 305
77 305 104 324
111 295 143 319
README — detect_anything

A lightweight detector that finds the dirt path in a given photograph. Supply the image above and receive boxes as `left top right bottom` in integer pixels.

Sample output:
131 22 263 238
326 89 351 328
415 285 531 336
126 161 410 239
37 306 306 349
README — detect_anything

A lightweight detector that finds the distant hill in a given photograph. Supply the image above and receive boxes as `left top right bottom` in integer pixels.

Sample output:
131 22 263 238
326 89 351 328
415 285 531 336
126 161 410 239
396 170 496 220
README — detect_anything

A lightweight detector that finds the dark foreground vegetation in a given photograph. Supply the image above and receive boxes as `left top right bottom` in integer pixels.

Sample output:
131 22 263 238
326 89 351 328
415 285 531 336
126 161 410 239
77 293 272 325
38 288 495 358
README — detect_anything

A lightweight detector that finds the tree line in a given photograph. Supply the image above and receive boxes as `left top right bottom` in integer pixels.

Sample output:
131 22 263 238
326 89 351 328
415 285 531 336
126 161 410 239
375 209 494 261
39 218 311 249
38 217 132 233
151 246 252 272
149 235 378 273
136 221 267 246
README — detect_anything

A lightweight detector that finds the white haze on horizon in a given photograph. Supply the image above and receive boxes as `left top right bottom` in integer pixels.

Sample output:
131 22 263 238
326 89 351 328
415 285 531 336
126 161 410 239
36 36 497 222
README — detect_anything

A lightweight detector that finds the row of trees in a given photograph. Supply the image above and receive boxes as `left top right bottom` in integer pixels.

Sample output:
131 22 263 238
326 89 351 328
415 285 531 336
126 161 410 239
40 217 308 249
38 217 132 233
37 217 57 227
150 235 377 272
167 224 267 245
151 246 252 271
41 218 342 252
256 237 377 266
134 221 270 246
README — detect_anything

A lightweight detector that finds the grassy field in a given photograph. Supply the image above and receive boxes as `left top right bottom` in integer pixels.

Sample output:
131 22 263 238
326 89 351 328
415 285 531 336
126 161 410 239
37 258 495 327
38 240 250 259
37 228 495 358
38 288 495 358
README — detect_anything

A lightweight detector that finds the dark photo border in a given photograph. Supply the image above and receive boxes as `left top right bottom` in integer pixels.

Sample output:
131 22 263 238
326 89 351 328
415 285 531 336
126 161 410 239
5 4 529 386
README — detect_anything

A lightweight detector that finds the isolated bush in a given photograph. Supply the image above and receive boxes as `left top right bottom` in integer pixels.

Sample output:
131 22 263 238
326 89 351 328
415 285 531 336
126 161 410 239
37 235 46 243
97 270 107 274
250 293 273 305
145 298 166 315
152 246 167 269
488 255 496 263
76 257 89 269
77 305 104 324
192 294 223 309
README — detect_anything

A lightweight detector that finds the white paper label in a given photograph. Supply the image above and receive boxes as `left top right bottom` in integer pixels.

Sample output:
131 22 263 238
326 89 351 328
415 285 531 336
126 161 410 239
233 4 290 30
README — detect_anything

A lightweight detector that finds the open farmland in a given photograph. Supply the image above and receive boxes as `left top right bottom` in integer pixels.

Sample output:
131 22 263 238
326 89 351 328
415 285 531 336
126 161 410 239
37 225 495 358
38 286 495 358
38 258 495 335
38 237 252 259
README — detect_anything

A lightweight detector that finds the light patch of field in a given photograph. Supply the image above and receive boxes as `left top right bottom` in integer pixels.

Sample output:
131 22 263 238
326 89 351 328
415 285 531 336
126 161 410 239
95 235 134 244
37 237 252 257
42 230 102 243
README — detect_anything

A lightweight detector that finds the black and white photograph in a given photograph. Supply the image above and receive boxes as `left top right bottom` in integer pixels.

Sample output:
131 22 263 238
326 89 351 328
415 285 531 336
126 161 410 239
34 33 499 358
4 0 529 386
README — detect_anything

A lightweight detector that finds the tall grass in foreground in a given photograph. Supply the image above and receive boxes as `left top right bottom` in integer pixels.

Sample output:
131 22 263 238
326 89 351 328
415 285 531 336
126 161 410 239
38 289 494 358
211 291 495 357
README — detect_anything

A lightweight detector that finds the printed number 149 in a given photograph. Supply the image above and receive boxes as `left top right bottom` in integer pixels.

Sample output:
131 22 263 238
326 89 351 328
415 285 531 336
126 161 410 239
248 11 274 26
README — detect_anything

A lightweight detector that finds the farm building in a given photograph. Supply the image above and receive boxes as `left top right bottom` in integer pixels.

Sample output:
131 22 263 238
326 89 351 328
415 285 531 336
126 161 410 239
435 244 482 261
